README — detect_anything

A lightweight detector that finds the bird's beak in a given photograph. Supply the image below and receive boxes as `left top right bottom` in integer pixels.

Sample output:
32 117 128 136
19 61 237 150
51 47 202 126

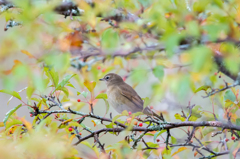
99 78 104 81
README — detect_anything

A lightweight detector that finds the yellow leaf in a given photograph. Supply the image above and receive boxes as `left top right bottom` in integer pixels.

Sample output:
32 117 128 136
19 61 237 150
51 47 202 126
21 50 35 58
62 119 73 125
8 125 18 135
113 57 124 68
0 122 4 127
84 81 96 93
68 134 76 144
171 147 188 157
174 113 185 121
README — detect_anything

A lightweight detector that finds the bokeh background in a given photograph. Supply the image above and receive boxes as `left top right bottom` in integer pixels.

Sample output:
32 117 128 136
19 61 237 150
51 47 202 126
0 0 239 158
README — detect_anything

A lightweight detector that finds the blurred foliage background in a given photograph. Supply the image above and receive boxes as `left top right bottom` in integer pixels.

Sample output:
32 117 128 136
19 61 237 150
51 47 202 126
0 0 240 158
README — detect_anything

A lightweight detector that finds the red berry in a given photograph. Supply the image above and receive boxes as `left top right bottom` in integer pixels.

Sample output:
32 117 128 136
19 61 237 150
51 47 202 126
214 72 217 76
102 69 106 73
150 106 154 109
231 136 235 140
123 77 126 81
68 127 73 132
156 139 160 142
128 111 132 115
79 132 82 135
139 123 143 127
97 66 101 70
225 138 229 142
30 114 33 117
77 99 81 102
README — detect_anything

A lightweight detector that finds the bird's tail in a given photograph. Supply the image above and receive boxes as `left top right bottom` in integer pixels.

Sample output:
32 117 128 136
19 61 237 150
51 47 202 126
143 107 164 121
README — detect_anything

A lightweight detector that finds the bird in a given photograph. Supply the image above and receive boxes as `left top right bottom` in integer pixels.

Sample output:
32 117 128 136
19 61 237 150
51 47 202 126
99 73 163 120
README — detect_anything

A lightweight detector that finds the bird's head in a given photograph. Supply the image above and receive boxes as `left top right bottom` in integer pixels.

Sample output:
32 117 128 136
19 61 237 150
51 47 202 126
99 73 124 86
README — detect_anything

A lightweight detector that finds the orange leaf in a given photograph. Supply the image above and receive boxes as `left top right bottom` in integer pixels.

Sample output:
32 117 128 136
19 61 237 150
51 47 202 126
3 60 22 75
171 147 188 157
236 2 240 23
165 12 173 18
194 151 198 157
14 60 22 65
20 118 32 131
66 31 83 47
21 50 35 58
91 120 96 127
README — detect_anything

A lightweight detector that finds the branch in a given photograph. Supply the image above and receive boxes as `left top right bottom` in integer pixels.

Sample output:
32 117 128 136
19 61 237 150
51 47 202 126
202 81 239 98
186 104 196 121
199 151 229 159
38 108 127 128
72 120 240 145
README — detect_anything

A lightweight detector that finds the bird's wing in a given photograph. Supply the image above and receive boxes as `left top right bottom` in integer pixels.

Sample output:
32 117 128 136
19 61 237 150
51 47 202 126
118 83 144 110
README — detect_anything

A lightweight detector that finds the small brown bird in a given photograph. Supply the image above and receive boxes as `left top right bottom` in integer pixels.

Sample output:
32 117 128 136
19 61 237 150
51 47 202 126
99 73 163 120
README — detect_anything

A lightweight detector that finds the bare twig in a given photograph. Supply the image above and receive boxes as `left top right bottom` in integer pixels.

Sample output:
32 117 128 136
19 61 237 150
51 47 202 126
186 104 196 121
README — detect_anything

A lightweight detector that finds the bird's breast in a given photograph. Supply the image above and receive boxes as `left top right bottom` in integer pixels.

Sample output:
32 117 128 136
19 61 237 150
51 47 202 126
107 86 129 113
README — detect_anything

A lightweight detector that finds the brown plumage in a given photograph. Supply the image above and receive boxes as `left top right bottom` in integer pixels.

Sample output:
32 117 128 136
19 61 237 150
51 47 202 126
99 73 162 120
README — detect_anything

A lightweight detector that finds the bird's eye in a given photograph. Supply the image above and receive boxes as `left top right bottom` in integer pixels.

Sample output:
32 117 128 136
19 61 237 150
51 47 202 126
105 76 110 80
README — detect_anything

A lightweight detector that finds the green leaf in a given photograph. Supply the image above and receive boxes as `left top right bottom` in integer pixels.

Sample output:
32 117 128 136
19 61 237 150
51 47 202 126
121 110 129 116
190 105 202 121
153 65 164 81
81 91 88 98
0 89 21 100
3 104 22 127
26 86 35 99
56 87 69 97
56 74 76 89
105 124 116 134
143 97 150 109
130 68 148 83
66 83 75 88
7 87 27 105
96 93 109 114
6 119 22 129
191 46 212 71
112 114 124 125
95 93 108 99
101 28 119 51
236 118 240 136
154 130 166 142
44 68 59 88
162 146 172 156
195 85 211 93
174 113 185 121
224 90 236 102
77 91 81 95
171 136 177 144
132 112 144 116
103 99 110 114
